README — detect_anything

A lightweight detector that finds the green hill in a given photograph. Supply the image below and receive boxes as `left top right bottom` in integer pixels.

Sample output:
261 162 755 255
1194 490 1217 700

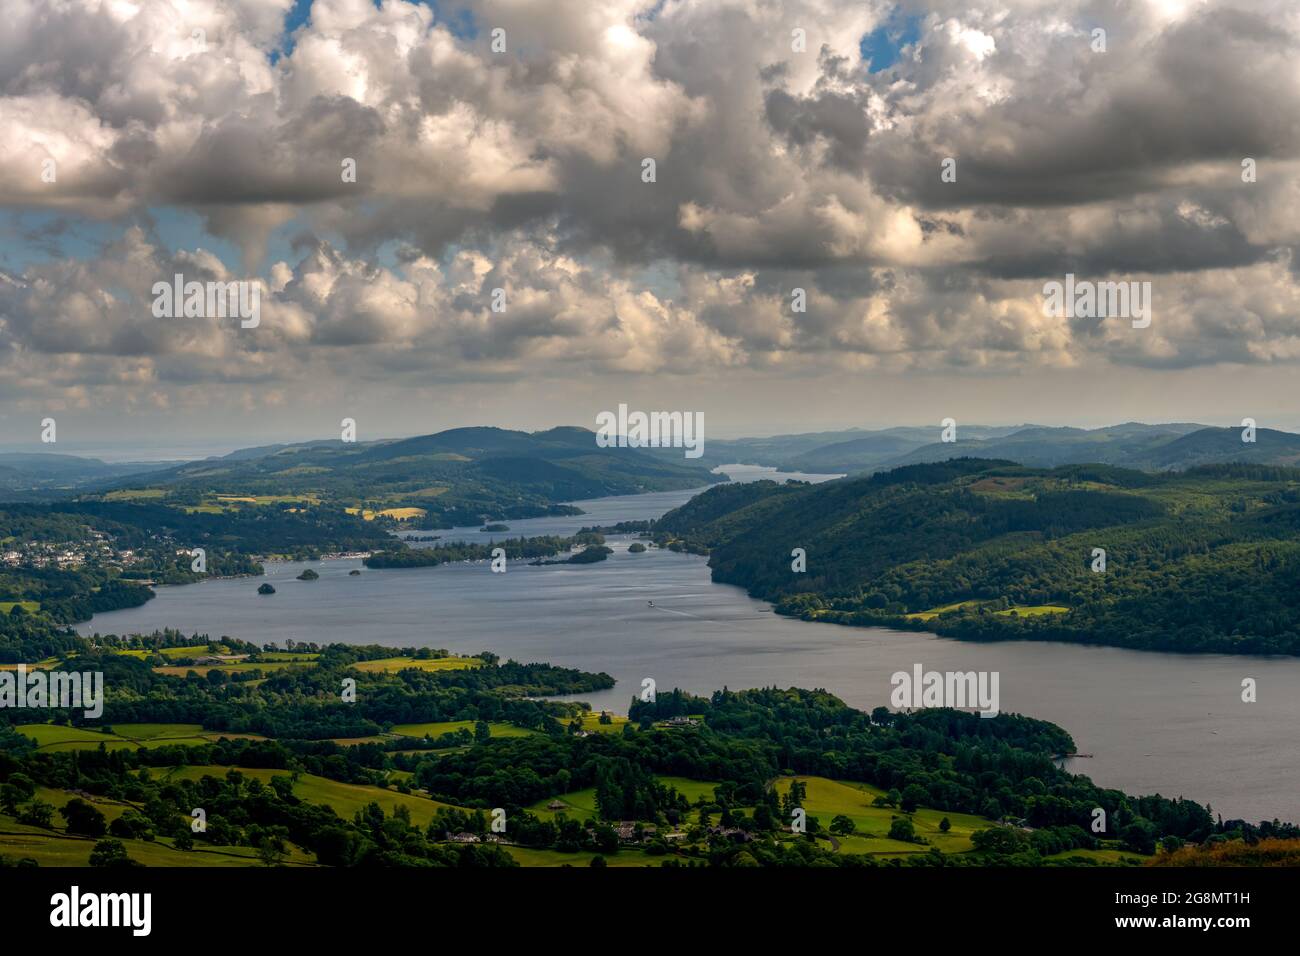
654 459 1300 654
97 426 721 526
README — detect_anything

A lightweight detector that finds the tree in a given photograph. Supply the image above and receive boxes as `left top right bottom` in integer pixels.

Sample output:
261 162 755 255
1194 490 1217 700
592 824 619 854
971 826 1030 856
830 815 856 836
888 817 917 843
474 720 491 744
1122 819 1159 855
17 800 54 829
901 784 927 814
257 836 288 867
109 809 153 841
62 798 107 837
0 773 35 812
939 817 952 833
89 839 141 868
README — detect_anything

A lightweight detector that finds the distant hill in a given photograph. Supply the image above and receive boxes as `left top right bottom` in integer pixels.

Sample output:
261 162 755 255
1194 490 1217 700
697 421 1300 475
784 432 937 472
1124 426 1300 470
874 423 1210 471
697 425 1026 470
91 426 722 527
0 453 183 495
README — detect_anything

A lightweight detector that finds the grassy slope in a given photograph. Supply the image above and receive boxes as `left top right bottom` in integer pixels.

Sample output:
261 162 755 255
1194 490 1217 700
526 777 719 823
774 776 991 855
351 656 481 674
503 845 663 867
0 819 317 867
157 766 459 828
388 720 536 739
15 723 268 751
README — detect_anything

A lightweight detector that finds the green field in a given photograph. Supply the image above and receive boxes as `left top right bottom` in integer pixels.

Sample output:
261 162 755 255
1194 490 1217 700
527 787 601 822
773 776 992 855
16 723 267 751
181 494 321 514
324 735 392 746
994 604 1070 617
527 776 718 823
388 720 536 740
657 776 719 804
0 820 316 867
102 488 168 501
502 845 663 867
122 646 320 664
0 656 58 670
818 833 925 855
1043 846 1148 865
157 767 459 827
907 600 1069 621
33 786 134 824
117 644 230 660
154 660 318 676
0 601 40 613
352 656 481 674
905 600 982 621
562 711 630 734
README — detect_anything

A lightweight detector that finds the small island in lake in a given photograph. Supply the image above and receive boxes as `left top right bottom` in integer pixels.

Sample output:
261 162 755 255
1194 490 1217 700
531 545 614 566
480 523 510 532
349 569 361 576
628 542 647 553
257 583 276 595
298 569 320 580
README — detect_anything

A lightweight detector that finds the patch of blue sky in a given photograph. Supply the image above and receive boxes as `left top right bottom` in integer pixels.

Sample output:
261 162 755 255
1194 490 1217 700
150 208 251 273
0 211 116 274
271 0 478 64
860 10 923 73
0 206 292 280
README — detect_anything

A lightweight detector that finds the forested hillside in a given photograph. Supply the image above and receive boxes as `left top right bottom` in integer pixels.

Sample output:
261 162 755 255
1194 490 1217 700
654 460 1300 654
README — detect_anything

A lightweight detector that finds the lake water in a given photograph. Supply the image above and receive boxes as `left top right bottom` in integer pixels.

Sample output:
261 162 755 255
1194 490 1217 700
78 465 1300 824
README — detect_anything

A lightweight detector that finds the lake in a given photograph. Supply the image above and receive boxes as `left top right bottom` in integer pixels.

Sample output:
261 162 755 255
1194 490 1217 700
79 465 1300 824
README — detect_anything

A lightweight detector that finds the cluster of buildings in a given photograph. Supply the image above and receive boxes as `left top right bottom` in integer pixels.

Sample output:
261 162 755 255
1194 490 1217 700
0 534 140 570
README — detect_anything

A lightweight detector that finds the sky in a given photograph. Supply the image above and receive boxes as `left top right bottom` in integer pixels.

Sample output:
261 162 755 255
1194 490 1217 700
2 0 1300 452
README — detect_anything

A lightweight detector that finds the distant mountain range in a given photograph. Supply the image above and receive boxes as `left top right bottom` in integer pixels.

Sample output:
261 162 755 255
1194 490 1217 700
697 422 1300 474
6 420 1300 516
0 453 184 495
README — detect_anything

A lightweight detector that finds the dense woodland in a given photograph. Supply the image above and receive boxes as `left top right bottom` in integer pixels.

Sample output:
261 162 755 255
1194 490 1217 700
654 460 1300 654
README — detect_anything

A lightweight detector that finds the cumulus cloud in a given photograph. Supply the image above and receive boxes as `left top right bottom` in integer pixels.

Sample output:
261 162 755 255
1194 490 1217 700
2 0 1299 418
